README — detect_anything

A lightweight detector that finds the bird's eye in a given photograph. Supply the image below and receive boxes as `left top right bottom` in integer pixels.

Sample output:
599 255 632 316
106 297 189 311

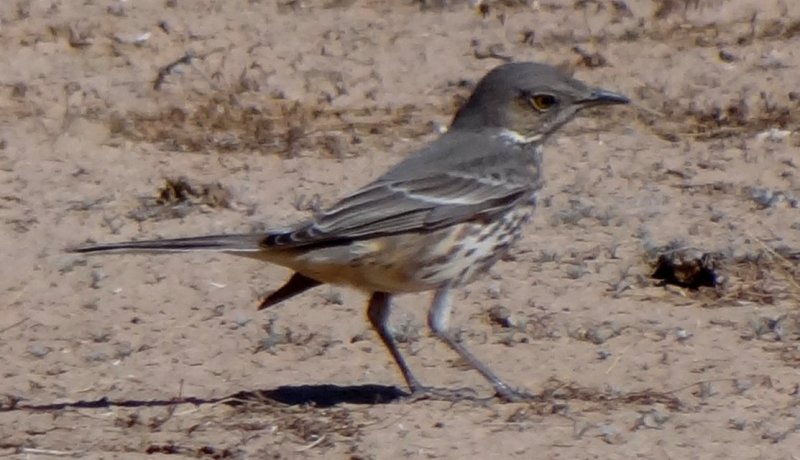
529 94 558 112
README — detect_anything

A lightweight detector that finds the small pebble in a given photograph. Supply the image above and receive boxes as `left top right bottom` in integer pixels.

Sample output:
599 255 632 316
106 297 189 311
90 269 107 289
85 351 108 363
675 327 692 341
487 305 516 328
115 342 134 359
728 418 746 430
28 343 51 358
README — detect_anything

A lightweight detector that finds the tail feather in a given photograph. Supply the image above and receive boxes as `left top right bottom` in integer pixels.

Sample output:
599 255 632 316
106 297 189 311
70 233 267 254
258 272 321 310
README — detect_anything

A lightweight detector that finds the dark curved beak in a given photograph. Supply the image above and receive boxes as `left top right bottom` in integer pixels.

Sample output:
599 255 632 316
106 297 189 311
580 88 630 106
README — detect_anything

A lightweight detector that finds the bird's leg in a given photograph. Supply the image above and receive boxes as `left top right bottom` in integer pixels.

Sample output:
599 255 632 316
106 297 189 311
368 292 481 402
428 288 532 402
367 292 425 394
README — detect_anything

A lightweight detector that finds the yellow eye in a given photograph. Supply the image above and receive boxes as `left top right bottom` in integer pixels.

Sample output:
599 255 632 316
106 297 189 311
529 94 557 111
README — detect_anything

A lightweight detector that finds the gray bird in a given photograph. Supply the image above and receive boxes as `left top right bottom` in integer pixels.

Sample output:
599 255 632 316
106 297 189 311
72 62 629 401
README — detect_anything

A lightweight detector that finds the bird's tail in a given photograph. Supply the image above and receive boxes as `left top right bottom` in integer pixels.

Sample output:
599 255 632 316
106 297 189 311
70 233 267 255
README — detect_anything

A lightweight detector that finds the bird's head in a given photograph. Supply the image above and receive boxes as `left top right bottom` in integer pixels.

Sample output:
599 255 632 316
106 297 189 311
450 62 629 143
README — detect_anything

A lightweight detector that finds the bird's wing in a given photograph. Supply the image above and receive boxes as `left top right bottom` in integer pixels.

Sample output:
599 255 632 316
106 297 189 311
263 168 533 248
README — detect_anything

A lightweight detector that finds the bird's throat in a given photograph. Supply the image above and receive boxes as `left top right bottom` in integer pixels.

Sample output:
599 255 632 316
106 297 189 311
496 129 543 146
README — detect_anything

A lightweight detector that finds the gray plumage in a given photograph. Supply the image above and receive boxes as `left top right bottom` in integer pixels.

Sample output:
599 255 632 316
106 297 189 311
71 61 629 401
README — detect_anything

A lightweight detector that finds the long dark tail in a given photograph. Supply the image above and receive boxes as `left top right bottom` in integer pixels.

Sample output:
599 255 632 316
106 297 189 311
72 233 327 308
70 233 267 254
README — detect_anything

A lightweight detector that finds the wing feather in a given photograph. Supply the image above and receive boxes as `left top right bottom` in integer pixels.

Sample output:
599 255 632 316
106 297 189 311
263 134 541 248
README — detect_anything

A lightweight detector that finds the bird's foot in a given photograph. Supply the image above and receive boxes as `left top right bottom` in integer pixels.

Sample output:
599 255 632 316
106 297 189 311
404 385 535 403
489 380 537 402
404 385 482 402
493 386 536 403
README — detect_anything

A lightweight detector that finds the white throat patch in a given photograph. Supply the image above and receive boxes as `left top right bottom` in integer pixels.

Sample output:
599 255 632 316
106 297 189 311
496 130 543 145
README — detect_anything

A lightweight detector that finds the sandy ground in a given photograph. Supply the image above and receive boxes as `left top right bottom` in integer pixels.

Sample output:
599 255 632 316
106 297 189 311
2 0 800 458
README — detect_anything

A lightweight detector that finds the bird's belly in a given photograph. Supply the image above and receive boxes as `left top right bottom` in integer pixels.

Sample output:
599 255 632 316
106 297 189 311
413 207 534 287
273 207 534 293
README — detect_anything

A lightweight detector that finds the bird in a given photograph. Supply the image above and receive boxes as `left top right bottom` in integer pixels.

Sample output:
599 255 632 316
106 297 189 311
71 62 629 402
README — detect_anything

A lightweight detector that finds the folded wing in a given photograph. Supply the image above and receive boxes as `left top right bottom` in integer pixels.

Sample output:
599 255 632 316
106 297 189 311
263 169 531 248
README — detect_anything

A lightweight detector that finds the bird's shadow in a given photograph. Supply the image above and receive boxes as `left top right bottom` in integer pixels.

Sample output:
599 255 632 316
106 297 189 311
1 384 408 413
229 384 407 407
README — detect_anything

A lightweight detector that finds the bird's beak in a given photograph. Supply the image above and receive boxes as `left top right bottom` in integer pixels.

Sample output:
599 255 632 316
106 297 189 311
580 88 630 106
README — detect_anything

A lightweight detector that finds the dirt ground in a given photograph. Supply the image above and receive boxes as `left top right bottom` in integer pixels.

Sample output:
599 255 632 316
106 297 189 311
1 0 799 458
